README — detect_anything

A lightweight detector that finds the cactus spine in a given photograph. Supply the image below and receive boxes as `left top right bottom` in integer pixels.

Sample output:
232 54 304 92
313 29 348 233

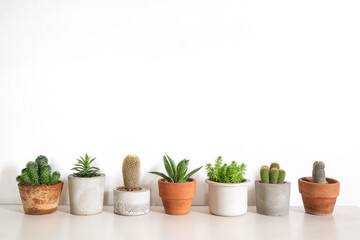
260 166 269 183
122 154 140 190
259 162 286 184
311 161 326 184
16 155 61 186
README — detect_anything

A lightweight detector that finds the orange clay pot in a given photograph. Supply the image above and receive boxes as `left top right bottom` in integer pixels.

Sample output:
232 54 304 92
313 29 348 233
298 177 340 215
18 181 63 215
158 178 196 215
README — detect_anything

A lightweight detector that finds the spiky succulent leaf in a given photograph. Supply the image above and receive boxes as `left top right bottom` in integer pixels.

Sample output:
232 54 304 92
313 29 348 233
40 165 51 185
35 155 48 168
26 161 39 185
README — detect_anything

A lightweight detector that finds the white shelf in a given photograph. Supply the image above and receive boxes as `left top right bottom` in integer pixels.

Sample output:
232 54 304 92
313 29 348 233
0 205 359 240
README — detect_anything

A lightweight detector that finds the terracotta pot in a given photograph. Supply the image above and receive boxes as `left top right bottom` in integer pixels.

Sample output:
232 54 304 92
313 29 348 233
298 177 340 215
18 181 64 215
158 178 196 215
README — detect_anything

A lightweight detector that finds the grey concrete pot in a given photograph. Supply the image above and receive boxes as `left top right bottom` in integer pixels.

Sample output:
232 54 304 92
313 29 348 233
255 180 291 216
113 187 150 216
68 174 105 215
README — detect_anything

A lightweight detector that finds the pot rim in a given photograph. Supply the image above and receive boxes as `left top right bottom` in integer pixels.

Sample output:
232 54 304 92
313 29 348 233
68 173 105 178
158 178 196 184
18 180 64 189
205 178 250 187
255 180 291 185
298 177 339 185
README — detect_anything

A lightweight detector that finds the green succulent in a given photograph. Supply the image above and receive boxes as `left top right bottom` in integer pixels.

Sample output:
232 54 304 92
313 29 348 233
260 162 286 184
149 154 202 183
71 153 100 177
206 156 247 183
16 155 61 186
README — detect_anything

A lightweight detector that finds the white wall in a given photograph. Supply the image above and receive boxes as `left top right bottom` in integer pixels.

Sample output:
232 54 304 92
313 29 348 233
1 0 359 206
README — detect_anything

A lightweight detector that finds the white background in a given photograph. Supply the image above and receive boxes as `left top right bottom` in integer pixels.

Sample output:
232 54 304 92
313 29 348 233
1 0 359 206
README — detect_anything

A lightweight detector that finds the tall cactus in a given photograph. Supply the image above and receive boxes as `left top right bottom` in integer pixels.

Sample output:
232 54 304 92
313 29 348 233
269 168 279 184
122 154 140 190
278 169 286 184
311 161 326 184
16 155 61 186
260 165 269 183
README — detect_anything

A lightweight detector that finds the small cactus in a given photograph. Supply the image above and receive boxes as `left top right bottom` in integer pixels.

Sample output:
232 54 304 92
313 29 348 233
269 168 279 184
16 155 61 186
122 154 140 190
278 169 286 184
311 161 326 184
270 162 280 170
260 165 269 183
259 163 286 184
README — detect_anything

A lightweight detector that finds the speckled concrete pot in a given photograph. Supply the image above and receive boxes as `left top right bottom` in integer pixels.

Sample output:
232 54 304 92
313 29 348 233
113 188 150 216
18 181 63 215
68 174 105 215
255 180 291 216
206 179 250 216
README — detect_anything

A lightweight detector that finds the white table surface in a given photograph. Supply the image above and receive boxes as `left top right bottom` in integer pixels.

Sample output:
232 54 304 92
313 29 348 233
0 205 359 240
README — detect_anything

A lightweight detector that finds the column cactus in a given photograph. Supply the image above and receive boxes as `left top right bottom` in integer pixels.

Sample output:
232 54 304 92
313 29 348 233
311 161 326 184
259 162 286 184
122 154 140 190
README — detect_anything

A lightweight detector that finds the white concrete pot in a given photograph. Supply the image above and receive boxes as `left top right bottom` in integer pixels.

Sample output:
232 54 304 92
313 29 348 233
206 179 250 216
68 174 105 215
255 180 291 216
113 188 150 216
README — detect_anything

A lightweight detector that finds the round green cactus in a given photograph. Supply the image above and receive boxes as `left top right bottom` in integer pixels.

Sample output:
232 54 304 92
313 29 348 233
260 165 269 183
122 154 140 190
278 169 286 183
269 168 279 184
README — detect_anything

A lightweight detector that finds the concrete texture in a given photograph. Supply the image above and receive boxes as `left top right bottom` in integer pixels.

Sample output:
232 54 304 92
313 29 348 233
206 179 250 216
113 188 150 216
255 180 291 216
68 174 105 215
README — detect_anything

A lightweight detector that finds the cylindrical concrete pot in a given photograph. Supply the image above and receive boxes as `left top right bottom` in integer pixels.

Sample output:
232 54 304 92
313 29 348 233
206 179 250 216
18 181 63 215
255 181 291 216
158 178 196 215
68 174 105 215
298 177 340 215
113 188 150 216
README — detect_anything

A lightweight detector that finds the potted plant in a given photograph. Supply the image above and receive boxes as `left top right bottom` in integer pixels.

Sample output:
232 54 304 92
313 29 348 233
113 154 150 216
149 154 202 215
16 155 63 215
298 161 340 215
205 156 249 216
255 162 291 216
68 153 105 215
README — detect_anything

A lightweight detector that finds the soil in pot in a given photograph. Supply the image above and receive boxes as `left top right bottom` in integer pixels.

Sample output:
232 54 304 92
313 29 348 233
298 177 340 215
158 178 196 215
18 181 64 215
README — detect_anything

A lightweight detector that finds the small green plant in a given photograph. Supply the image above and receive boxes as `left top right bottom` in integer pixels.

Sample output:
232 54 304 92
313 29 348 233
123 154 140 190
260 162 286 184
71 153 100 177
16 155 61 186
149 154 202 183
206 156 246 183
311 161 326 184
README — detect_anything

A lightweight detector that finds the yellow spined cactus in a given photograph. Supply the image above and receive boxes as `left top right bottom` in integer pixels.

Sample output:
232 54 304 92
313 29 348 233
122 154 140 190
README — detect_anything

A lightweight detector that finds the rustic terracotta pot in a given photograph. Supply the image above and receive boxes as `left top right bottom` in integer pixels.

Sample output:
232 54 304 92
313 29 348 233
158 178 196 215
298 177 340 215
18 181 64 215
